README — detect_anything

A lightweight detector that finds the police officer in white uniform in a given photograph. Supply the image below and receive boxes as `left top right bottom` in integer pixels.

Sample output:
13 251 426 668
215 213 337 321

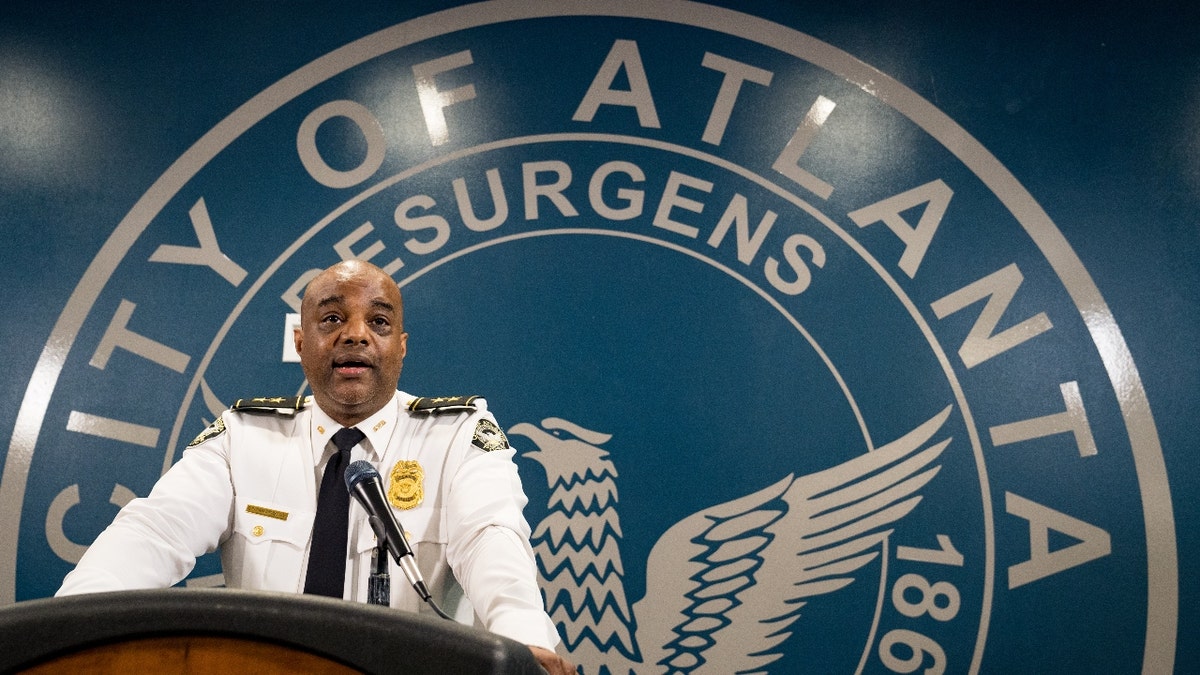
57 260 577 675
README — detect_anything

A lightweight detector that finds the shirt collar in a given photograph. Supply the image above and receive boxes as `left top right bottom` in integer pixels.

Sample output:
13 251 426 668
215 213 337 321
308 392 401 467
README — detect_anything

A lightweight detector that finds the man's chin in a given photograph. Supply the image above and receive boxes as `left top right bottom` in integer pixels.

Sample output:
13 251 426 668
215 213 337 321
318 384 388 414
329 388 373 408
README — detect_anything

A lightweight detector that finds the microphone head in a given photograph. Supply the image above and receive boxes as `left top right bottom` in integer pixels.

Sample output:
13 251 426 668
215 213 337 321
344 459 381 490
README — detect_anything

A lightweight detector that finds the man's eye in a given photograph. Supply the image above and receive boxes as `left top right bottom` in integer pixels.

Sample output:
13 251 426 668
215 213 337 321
322 315 342 324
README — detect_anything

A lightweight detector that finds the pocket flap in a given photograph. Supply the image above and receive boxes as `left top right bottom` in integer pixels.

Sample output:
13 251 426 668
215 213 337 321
234 497 314 546
353 507 440 554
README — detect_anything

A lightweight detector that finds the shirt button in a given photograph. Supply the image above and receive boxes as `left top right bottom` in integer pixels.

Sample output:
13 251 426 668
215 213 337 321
252 525 265 537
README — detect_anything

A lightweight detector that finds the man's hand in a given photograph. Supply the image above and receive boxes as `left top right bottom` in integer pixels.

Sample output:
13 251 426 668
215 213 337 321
528 645 578 674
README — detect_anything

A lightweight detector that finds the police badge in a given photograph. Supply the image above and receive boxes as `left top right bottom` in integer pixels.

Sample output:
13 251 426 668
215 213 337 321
388 460 424 510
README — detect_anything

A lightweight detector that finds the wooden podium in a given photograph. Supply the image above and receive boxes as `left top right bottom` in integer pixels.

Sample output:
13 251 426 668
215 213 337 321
0 589 544 673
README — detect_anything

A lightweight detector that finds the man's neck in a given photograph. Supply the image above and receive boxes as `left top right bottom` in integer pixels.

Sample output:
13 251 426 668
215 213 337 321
311 391 395 428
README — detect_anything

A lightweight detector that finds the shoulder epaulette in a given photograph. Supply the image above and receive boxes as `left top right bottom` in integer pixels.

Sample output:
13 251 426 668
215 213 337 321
407 395 480 415
231 396 310 416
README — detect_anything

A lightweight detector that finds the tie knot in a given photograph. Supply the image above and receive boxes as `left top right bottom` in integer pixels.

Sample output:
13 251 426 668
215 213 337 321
332 427 365 453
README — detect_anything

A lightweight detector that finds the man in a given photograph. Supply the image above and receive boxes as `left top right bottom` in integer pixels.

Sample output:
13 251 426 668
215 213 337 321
58 260 577 674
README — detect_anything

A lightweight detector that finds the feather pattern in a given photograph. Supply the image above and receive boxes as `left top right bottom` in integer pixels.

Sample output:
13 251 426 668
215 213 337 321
514 406 953 674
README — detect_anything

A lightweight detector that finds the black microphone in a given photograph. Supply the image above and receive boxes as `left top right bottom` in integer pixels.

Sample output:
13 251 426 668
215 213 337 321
344 460 432 603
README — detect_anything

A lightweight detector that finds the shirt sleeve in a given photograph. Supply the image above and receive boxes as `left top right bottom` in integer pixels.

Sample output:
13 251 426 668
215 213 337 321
443 411 561 649
56 415 236 596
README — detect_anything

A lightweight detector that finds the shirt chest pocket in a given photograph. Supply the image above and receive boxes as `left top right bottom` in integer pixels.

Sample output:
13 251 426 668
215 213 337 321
355 505 444 607
230 497 315 591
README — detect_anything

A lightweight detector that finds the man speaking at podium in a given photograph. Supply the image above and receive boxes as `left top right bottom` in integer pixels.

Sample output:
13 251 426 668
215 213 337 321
58 260 578 674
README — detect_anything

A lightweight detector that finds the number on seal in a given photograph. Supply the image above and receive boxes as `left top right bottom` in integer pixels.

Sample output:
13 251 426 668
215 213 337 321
892 572 960 621
895 534 963 567
879 628 946 675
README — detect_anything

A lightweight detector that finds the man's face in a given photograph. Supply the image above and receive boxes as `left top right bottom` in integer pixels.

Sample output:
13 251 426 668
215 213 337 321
294 262 408 426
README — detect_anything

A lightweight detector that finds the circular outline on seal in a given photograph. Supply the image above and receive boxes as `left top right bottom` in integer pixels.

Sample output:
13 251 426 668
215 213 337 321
3 2 1175 672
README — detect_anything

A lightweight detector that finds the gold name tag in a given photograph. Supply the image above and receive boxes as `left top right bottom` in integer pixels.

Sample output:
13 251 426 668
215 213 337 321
245 504 289 521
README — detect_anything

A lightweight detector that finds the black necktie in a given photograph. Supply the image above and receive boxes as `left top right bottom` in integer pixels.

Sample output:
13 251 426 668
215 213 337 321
303 426 365 597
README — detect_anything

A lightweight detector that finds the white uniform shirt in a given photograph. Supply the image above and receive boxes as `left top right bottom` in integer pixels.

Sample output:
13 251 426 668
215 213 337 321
57 391 560 650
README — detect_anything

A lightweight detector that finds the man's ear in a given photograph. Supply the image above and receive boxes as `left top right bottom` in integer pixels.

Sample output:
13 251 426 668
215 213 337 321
293 326 304 356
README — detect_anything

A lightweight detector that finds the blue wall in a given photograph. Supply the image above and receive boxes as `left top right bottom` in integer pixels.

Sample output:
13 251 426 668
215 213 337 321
1 1 1194 671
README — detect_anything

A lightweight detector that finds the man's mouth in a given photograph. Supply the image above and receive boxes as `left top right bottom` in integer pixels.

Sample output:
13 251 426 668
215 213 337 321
333 358 372 376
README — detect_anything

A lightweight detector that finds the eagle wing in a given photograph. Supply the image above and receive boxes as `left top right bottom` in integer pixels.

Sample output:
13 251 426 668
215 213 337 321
631 406 953 673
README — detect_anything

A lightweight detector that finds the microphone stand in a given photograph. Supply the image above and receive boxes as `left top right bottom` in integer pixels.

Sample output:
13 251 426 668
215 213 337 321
367 541 389 607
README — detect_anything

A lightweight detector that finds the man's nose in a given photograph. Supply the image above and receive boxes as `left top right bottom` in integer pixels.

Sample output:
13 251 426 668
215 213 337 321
340 316 370 343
